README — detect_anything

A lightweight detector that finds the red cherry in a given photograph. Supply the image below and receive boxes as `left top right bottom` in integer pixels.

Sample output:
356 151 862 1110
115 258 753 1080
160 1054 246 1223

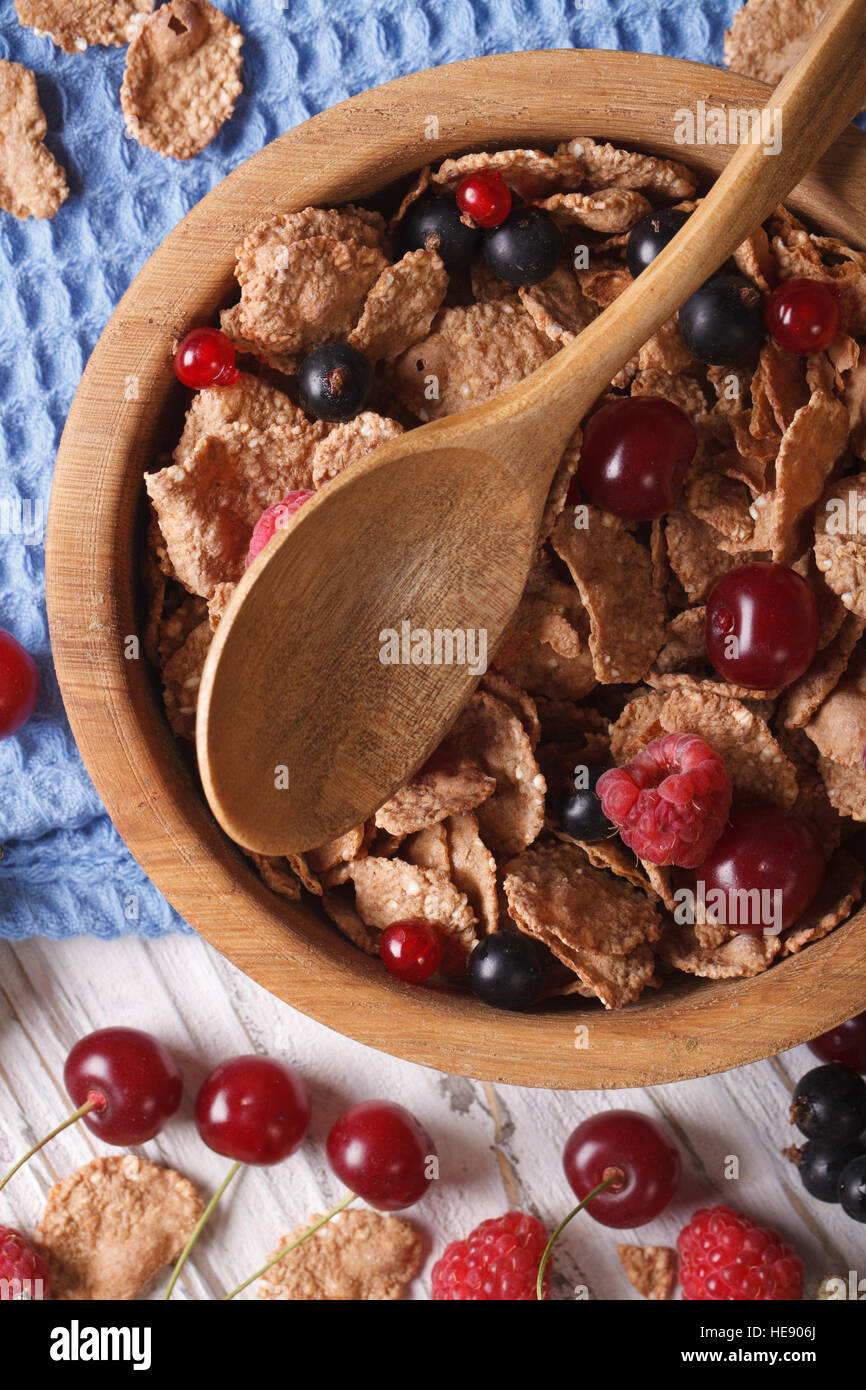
379 919 443 983
195 1055 310 1166
174 327 239 389
563 1110 681 1228
694 807 825 935
809 1011 866 1072
64 1028 183 1145
246 490 314 567
326 1100 436 1210
578 396 696 520
456 170 512 229
765 277 839 355
706 561 818 689
0 629 38 739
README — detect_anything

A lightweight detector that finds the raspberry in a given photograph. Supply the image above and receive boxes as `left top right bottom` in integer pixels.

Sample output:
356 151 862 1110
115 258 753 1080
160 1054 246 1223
431 1211 549 1300
0 1225 52 1300
247 490 314 566
596 733 731 868
677 1206 804 1301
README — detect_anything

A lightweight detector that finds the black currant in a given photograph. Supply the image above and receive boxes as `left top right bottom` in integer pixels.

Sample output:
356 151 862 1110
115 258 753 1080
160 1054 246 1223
626 209 690 278
467 932 548 1011
794 1139 864 1203
298 343 372 423
558 764 615 842
838 1154 866 1222
402 196 482 271
790 1064 866 1144
679 274 764 364
482 207 563 286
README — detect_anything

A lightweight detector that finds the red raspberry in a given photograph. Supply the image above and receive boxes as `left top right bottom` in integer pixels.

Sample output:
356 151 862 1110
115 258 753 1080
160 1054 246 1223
247 490 314 566
431 1211 549 1300
597 733 731 868
678 1206 803 1301
0 1226 52 1300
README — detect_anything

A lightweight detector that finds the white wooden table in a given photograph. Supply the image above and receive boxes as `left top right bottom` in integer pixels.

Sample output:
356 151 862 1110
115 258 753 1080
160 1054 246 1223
0 933 861 1299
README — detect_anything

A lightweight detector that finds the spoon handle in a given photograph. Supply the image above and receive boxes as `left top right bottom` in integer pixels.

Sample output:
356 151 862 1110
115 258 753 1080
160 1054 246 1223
520 0 866 441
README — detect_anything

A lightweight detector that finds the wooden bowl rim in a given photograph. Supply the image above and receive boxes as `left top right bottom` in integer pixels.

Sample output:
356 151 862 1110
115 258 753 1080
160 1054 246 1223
46 49 866 1089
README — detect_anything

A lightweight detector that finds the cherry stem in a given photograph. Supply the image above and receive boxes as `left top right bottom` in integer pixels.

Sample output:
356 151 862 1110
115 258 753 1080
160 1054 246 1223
0 1098 100 1196
536 1173 620 1301
163 1160 242 1301
222 1190 356 1300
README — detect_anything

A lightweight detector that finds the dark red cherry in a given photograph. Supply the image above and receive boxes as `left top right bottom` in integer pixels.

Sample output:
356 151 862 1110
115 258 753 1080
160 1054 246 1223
809 1011 866 1072
379 919 443 983
0 629 38 739
706 562 818 689
64 1028 183 1145
195 1055 310 1166
694 807 825 935
563 1110 681 1228
326 1100 436 1210
578 397 696 521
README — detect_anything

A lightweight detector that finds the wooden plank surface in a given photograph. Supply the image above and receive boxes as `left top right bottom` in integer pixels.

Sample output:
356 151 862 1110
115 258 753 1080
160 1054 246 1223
0 935 861 1300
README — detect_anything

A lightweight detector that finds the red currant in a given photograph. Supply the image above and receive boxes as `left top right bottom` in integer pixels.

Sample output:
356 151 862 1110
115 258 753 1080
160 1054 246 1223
456 170 512 228
247 490 314 567
563 1110 681 1228
0 629 38 739
765 277 839 355
195 1055 310 1165
706 562 818 689
174 327 239 389
808 1011 866 1072
379 919 443 983
578 397 696 521
694 807 825 934
326 1100 436 1210
64 1027 183 1145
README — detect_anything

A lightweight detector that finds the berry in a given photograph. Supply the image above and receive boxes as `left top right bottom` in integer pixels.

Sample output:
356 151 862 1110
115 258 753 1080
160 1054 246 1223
626 208 691 278
706 562 818 689
195 1055 310 1165
64 1027 183 1146
297 343 372 423
482 207 563 286
467 931 548 1011
809 1011 866 1072
838 1154 866 1222
765 277 839 355
379 918 442 983
578 396 696 521
456 170 511 228
431 1211 549 1300
247 490 314 566
597 734 731 869
563 1110 681 1228
678 1206 803 1300
794 1139 864 1203
790 1063 866 1144
679 275 764 364
695 807 824 935
174 327 239 389
0 1227 52 1300
402 196 483 270
558 764 615 841
326 1100 435 1210
0 628 38 739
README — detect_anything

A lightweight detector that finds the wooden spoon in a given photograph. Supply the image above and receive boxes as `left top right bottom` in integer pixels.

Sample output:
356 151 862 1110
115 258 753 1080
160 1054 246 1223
198 0 866 856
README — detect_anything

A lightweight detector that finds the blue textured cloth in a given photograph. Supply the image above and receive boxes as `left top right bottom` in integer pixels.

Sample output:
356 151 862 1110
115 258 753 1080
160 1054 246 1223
0 0 803 937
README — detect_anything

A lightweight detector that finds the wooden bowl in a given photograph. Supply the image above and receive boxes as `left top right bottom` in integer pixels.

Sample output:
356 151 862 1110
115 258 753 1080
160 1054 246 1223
47 50 866 1089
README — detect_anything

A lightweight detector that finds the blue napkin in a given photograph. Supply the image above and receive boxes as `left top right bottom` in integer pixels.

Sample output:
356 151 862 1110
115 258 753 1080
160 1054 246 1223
0 0 807 938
